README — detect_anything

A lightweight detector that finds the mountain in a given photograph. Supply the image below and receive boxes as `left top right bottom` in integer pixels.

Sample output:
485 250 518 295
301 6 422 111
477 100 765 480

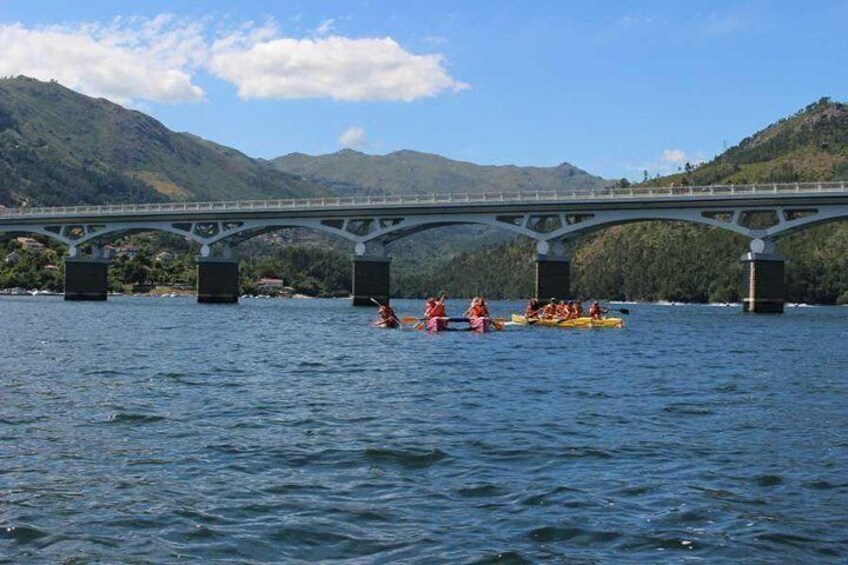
271 148 609 196
0 76 325 207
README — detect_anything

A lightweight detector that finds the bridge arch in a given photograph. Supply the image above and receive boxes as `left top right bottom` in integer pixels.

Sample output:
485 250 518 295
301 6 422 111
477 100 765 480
0 225 75 249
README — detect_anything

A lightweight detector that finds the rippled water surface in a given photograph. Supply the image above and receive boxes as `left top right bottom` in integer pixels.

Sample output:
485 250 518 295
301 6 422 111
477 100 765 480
2 297 848 562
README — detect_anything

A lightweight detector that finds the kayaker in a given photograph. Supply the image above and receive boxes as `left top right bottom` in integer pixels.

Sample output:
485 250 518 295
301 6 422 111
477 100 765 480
564 300 576 319
477 298 490 318
525 298 542 319
374 303 400 328
425 295 447 319
574 300 585 318
555 300 569 319
589 301 608 320
465 297 490 319
541 299 558 320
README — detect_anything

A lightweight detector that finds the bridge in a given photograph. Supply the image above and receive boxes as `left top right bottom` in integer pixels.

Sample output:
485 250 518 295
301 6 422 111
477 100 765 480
3 181 848 312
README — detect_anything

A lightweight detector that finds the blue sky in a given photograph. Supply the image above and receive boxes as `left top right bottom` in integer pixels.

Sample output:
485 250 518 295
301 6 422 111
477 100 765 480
1 1 846 180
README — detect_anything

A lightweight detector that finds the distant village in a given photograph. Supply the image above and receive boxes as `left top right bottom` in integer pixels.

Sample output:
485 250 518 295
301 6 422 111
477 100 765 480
0 231 334 298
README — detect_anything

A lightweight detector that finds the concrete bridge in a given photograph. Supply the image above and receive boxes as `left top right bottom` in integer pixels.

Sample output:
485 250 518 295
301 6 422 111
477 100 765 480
3 181 848 312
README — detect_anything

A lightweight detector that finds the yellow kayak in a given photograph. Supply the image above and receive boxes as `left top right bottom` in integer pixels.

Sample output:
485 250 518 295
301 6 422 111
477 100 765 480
511 314 624 328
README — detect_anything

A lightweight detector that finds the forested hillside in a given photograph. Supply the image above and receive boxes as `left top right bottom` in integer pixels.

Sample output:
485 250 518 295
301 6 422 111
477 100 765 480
398 98 848 304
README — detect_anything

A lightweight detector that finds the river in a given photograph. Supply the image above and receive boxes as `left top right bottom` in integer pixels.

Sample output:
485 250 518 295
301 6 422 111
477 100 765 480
2 297 847 562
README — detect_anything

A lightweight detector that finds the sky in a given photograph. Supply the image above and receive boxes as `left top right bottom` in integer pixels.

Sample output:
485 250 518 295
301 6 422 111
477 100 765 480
0 0 846 181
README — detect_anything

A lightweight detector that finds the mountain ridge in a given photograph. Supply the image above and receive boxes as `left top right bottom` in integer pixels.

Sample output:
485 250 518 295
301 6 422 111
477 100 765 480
272 147 610 196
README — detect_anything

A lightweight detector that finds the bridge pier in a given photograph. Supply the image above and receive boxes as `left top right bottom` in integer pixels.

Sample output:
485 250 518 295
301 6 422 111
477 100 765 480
197 256 239 304
64 256 109 301
352 255 390 306
535 254 570 301
534 240 570 300
741 239 784 313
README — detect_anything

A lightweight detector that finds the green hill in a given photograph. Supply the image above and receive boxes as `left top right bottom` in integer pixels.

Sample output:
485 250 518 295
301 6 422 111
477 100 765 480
654 97 848 186
272 148 609 195
0 76 325 207
406 98 848 304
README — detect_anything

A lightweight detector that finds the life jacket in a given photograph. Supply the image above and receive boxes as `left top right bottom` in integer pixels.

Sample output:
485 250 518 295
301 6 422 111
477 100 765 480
470 304 488 318
427 303 446 318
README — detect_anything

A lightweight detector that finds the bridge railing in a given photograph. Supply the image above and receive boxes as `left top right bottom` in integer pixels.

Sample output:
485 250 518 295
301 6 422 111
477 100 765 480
1 181 846 219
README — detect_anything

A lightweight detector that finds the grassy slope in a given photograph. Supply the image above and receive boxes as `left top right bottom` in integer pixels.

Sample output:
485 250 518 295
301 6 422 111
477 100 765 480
0 76 326 206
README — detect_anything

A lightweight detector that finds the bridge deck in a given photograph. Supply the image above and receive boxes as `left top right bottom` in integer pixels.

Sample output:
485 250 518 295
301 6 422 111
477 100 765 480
1 182 846 224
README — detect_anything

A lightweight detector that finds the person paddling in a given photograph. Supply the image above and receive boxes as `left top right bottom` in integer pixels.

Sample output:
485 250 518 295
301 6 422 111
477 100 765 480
374 303 400 328
424 295 448 331
574 300 585 318
525 298 542 319
540 298 558 320
425 295 447 318
464 297 490 319
588 300 608 320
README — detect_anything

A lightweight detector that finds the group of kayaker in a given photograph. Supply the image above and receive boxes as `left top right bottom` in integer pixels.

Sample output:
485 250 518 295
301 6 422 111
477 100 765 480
373 295 610 329
525 297 608 320
373 295 493 329
424 295 490 320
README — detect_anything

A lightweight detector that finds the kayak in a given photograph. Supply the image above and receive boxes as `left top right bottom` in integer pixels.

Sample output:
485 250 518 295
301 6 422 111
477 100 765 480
425 317 450 332
511 314 623 328
469 317 491 333
423 317 504 332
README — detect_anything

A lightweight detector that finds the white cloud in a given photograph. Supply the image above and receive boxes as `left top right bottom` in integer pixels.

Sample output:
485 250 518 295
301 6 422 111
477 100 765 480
0 18 205 104
661 148 687 167
209 35 469 102
0 15 468 105
637 148 705 178
338 126 366 149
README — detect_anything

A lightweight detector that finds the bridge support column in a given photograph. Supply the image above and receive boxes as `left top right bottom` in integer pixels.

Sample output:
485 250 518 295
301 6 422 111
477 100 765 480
535 254 570 301
352 255 390 306
197 257 239 304
741 239 784 314
64 256 109 301
535 240 570 301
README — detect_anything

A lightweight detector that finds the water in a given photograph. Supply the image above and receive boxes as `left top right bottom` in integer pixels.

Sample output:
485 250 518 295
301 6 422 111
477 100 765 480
2 297 847 563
